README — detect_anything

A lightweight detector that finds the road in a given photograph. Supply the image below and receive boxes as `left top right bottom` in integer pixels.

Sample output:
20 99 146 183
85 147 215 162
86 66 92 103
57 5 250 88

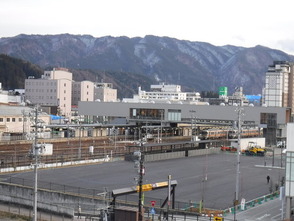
225 197 285 221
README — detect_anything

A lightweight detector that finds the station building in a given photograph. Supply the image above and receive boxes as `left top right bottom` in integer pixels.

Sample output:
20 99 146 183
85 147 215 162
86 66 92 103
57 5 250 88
78 100 290 145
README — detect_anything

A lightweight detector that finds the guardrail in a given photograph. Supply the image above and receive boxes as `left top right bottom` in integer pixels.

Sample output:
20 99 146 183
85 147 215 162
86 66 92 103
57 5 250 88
223 191 280 216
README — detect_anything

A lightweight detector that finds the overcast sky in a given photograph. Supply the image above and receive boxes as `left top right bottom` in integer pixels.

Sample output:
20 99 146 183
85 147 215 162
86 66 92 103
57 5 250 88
1 0 294 54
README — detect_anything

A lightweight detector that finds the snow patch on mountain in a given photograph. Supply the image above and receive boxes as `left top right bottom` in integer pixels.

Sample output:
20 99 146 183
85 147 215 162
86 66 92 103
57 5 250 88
134 43 160 67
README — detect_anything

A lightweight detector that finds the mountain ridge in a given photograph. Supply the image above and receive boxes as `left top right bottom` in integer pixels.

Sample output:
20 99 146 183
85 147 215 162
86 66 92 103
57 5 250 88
0 34 293 95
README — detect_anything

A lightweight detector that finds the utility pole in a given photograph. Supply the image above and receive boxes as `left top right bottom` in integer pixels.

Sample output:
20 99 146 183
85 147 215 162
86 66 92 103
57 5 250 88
167 175 171 220
32 106 40 221
160 110 163 143
78 118 82 159
234 106 243 221
138 152 144 221
22 110 26 139
134 141 144 221
190 110 196 142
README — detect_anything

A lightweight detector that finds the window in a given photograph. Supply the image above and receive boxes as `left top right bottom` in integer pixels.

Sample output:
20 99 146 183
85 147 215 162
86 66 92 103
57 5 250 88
12 118 16 122
168 109 181 121
286 152 294 196
6 118 10 122
260 113 277 127
0 118 3 122
130 108 164 120
19 118 22 122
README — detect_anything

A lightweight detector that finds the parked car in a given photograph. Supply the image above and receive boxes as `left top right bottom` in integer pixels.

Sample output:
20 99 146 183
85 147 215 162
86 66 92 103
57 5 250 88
277 141 286 148
221 146 237 152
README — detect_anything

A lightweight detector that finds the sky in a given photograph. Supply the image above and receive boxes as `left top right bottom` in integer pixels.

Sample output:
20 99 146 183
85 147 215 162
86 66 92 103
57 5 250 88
1 0 294 54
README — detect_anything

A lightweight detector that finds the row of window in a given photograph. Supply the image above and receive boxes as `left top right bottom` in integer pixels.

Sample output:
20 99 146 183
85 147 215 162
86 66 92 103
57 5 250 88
26 81 57 86
73 84 90 88
0 117 23 122
26 89 57 93
26 95 57 100
129 108 182 121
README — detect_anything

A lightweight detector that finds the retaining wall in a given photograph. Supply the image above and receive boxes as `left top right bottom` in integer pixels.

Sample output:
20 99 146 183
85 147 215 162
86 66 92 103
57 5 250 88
0 182 105 217
188 148 220 157
144 151 186 162
144 148 220 162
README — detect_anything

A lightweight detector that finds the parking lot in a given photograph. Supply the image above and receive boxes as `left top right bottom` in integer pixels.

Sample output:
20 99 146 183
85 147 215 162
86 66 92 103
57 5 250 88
1 150 285 210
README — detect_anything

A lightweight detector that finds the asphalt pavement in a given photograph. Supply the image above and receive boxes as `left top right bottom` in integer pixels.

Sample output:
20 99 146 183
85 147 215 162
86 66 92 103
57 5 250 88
1 151 285 211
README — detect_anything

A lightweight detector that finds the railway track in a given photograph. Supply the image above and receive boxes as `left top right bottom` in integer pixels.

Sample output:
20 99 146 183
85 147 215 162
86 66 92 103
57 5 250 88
0 136 192 168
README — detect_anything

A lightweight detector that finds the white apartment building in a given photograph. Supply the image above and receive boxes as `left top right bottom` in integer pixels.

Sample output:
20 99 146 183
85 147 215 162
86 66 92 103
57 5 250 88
25 68 72 118
263 61 291 108
72 81 95 106
94 83 117 102
123 83 201 103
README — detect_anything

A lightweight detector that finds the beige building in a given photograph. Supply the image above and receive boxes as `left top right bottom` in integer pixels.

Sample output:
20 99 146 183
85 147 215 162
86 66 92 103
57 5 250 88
94 83 117 102
25 68 118 119
25 68 72 118
72 81 95 106
0 105 50 140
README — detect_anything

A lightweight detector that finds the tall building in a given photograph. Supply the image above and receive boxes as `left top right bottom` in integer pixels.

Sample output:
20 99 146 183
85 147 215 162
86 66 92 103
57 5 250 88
94 83 117 102
72 81 94 106
25 68 72 118
263 61 292 109
25 68 117 120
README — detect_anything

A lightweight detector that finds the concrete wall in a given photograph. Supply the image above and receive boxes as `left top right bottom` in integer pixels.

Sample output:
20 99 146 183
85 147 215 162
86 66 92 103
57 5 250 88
0 156 111 173
188 148 220 157
144 151 186 162
144 148 220 162
0 182 105 217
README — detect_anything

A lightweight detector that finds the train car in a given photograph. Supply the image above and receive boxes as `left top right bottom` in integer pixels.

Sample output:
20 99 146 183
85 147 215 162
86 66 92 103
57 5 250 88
201 129 229 140
202 127 262 140
228 127 261 139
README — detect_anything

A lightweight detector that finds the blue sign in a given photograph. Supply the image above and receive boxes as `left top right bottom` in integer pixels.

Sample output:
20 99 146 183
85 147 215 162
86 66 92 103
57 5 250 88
150 208 156 215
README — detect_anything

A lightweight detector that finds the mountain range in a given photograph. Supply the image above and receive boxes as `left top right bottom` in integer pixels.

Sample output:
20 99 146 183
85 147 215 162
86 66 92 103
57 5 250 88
0 34 293 95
